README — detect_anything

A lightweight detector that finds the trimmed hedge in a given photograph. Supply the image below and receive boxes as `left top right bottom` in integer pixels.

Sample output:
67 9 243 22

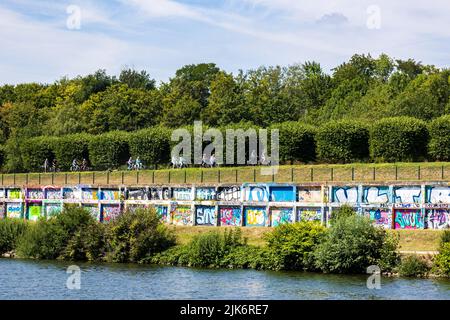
428 115 450 161
370 117 429 162
20 136 57 172
272 122 316 163
88 131 130 170
53 133 92 171
316 120 369 163
129 126 171 167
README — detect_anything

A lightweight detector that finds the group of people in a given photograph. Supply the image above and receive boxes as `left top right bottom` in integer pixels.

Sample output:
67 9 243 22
43 158 58 173
71 158 89 172
127 157 143 170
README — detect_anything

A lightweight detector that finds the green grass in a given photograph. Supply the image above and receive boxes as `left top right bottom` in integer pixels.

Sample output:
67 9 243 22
1 162 449 186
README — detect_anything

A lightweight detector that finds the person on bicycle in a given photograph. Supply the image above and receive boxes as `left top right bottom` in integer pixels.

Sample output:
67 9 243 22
127 157 133 170
71 158 78 171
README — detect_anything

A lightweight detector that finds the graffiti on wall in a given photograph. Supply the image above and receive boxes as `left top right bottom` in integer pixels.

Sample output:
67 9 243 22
82 204 100 221
332 187 358 203
0 190 5 198
155 205 168 223
6 203 22 219
82 188 99 200
127 188 149 200
45 203 62 218
426 209 450 229
7 189 22 200
45 188 62 200
102 204 121 223
171 205 192 226
196 206 217 226
173 188 192 201
363 187 390 204
219 207 242 226
297 207 322 222
271 207 294 227
244 186 270 202
63 187 81 200
27 189 44 199
394 209 425 229
27 203 42 221
217 186 241 201
363 208 392 229
100 189 119 201
270 186 295 202
426 187 450 204
297 187 322 203
196 188 216 201
245 206 269 227
149 188 171 200
394 187 421 204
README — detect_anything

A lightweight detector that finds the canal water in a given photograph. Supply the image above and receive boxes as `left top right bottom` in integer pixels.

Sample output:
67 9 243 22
0 259 449 300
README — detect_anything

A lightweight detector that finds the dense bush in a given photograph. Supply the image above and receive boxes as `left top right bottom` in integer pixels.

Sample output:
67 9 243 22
316 120 369 163
329 205 356 223
428 115 450 161
20 136 57 172
16 205 100 260
313 215 399 274
52 133 92 171
88 131 130 170
433 230 450 276
128 126 171 167
0 219 28 254
272 122 316 163
398 255 430 277
370 117 429 162
105 208 176 263
264 222 326 270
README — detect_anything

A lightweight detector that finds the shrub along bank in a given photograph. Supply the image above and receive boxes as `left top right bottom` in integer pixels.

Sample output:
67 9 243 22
1 208 449 277
2 115 450 172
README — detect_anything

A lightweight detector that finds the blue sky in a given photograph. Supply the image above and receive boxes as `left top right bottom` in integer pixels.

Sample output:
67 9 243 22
1 0 449 85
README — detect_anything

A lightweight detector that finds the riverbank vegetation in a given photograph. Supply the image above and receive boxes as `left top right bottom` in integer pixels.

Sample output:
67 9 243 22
1 206 449 277
1 54 450 173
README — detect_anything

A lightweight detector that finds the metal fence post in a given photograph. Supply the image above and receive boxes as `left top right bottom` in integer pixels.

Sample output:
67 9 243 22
395 166 398 181
330 168 334 181
351 167 355 181
291 167 294 182
418 165 421 180
107 171 110 185
373 167 376 181
253 168 256 182
235 169 238 183
310 168 313 182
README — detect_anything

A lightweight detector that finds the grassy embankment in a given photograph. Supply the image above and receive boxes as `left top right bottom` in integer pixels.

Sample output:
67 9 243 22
1 162 449 186
172 226 443 253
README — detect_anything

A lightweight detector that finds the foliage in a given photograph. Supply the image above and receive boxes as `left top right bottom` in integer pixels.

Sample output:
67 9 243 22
88 131 130 170
264 222 327 270
52 133 92 171
428 115 450 161
128 126 171 167
0 219 29 254
398 255 430 277
316 120 369 163
313 215 399 274
370 117 429 162
272 122 316 163
20 136 58 172
433 243 450 276
329 205 356 223
105 208 176 263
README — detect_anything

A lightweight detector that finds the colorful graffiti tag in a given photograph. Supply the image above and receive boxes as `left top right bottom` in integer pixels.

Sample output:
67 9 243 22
63 187 81 200
426 186 450 204
195 206 217 226
82 188 99 200
245 206 269 227
173 188 192 201
171 205 193 226
155 205 168 223
297 207 323 222
244 186 269 202
127 188 149 200
219 207 242 226
27 189 44 199
7 189 22 199
363 186 390 204
426 209 450 229
149 187 171 200
45 188 62 200
195 188 216 201
394 187 421 204
363 208 392 229
271 207 294 227
394 209 425 229
102 204 121 223
27 203 42 221
217 186 241 201
6 203 22 219
99 189 119 201
297 187 322 203
332 187 358 203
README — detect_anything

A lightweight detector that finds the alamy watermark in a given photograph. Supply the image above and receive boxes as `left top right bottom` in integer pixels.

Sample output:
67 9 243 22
366 265 381 289
66 265 81 290
66 5 81 30
171 121 279 175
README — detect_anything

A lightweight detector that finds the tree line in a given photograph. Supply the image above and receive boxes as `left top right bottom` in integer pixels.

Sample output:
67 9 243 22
0 53 449 171
1 115 448 173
